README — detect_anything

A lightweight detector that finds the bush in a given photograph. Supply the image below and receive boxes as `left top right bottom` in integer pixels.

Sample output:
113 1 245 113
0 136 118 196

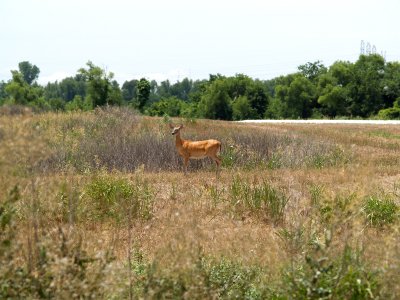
36 107 350 173
0 186 114 299
229 177 289 224
65 95 92 111
232 95 257 120
377 107 400 119
282 245 380 299
127 251 272 299
225 130 349 170
0 104 33 116
377 98 400 120
83 173 155 222
363 195 399 227
146 96 188 117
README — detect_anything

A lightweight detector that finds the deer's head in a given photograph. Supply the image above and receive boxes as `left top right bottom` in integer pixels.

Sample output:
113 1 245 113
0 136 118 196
169 124 184 135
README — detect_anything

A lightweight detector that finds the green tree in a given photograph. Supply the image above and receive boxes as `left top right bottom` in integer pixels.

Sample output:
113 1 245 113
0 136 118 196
287 76 317 118
188 79 210 104
298 61 327 82
348 54 385 117
4 71 41 105
232 95 257 120
108 80 123 106
59 75 87 102
78 61 116 107
65 95 92 111
317 73 350 117
158 80 171 99
264 97 286 119
212 74 269 119
146 96 188 117
329 60 353 86
198 79 232 120
170 78 193 101
137 78 151 110
382 61 400 108
377 97 400 119
18 61 40 85
273 74 317 118
43 81 61 100
227 74 251 99
0 81 7 103
121 79 138 102
246 81 269 118
316 61 354 117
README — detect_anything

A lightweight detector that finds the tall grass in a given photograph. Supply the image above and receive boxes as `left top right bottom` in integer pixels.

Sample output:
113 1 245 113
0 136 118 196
363 194 399 227
223 130 349 170
83 173 155 222
35 108 349 174
0 186 114 299
229 176 289 224
126 249 273 299
2 108 400 298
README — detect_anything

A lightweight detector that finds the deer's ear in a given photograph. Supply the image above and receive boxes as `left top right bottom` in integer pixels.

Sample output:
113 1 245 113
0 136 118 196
169 123 174 129
180 124 184 129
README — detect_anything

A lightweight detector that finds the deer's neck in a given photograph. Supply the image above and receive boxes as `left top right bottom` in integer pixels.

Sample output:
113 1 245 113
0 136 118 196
175 132 184 148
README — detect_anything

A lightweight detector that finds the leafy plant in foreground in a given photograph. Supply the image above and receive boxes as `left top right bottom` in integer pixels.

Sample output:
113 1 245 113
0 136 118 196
363 194 399 227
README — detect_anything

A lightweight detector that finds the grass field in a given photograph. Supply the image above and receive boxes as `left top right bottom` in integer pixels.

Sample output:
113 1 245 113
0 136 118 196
1 107 399 299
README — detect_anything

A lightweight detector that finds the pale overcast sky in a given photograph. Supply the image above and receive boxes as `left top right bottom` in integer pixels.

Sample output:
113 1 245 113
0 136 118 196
1 0 400 84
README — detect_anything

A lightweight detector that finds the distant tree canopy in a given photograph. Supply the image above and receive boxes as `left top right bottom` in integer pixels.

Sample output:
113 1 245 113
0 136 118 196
18 61 40 85
78 61 122 107
1 55 400 119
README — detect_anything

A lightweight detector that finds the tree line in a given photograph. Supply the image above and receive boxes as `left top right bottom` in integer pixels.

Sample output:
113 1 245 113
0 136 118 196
1 55 400 119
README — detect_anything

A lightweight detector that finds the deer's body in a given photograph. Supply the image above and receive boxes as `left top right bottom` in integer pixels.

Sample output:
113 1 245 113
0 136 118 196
170 124 222 175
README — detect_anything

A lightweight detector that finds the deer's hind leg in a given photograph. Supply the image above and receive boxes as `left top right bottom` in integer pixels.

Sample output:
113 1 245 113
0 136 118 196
211 155 222 177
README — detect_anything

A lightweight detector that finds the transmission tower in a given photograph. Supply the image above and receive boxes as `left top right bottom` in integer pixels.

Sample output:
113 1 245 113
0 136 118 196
360 40 365 55
381 51 387 60
366 42 371 55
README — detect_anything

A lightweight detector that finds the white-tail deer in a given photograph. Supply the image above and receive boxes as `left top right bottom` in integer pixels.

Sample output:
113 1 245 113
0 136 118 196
169 124 222 175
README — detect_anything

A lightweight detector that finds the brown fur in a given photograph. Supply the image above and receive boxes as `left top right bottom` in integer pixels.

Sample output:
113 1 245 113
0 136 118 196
170 124 222 175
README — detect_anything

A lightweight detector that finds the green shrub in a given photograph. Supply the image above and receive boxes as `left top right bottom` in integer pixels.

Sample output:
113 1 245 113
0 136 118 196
0 186 114 299
307 146 349 169
363 195 399 227
267 152 284 170
221 145 241 168
127 251 272 299
282 244 380 299
377 98 400 120
58 182 81 224
206 258 267 299
229 177 289 224
146 96 188 117
84 174 154 221
65 95 93 111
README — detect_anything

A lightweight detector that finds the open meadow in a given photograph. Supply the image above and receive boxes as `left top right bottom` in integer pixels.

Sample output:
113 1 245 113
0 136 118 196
1 107 400 299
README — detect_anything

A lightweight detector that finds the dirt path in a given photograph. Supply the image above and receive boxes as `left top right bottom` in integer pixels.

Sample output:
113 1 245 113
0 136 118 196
239 119 400 125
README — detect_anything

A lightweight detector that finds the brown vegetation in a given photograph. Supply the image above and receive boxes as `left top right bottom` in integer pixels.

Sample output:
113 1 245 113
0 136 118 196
1 107 399 298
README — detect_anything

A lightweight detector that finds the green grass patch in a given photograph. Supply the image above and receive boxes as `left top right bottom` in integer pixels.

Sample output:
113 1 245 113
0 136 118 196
83 173 155 222
363 194 399 227
229 177 289 224
368 130 400 140
127 250 273 300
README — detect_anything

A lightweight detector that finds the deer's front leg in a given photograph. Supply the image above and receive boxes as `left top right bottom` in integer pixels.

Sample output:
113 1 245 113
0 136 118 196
183 156 189 175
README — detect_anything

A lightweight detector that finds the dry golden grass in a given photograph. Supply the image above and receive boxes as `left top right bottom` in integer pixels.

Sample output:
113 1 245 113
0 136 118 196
1 108 400 298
